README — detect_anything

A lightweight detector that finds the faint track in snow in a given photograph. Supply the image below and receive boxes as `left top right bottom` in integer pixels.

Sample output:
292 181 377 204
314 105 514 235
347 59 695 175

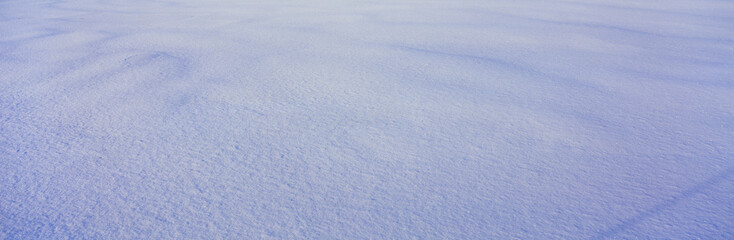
594 165 734 239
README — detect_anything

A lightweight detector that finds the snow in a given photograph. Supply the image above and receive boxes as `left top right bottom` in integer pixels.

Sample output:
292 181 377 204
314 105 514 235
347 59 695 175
1 0 733 238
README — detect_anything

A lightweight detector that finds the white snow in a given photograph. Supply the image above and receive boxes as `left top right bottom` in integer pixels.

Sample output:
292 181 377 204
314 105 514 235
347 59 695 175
1 0 733 238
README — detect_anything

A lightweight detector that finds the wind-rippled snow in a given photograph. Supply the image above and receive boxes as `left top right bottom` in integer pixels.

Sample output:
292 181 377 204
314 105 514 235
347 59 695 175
1 0 733 238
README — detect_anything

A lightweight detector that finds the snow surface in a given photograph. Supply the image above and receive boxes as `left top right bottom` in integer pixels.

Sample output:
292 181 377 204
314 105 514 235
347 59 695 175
2 0 734 238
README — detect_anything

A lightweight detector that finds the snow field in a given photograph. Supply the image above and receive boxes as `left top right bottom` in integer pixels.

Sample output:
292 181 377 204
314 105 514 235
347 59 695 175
1 0 733 238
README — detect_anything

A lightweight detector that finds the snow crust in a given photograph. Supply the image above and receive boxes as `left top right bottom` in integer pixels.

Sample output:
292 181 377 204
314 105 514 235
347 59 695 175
2 0 733 238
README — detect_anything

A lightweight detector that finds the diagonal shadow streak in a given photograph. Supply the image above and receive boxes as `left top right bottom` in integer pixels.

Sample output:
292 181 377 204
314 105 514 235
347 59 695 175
594 165 734 239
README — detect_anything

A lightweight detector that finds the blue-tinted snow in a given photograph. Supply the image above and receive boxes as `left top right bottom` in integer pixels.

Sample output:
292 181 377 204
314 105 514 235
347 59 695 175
1 0 733 238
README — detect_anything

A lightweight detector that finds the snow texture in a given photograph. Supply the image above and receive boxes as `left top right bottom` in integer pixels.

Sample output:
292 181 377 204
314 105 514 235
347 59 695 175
1 0 734 239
